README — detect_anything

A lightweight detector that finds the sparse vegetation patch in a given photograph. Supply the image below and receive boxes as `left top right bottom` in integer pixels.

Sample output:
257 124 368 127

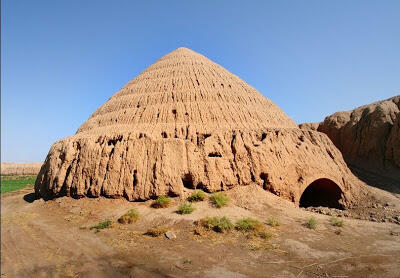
256 230 273 239
236 217 262 232
151 195 172 208
330 216 344 227
90 220 112 232
118 208 139 224
306 217 317 229
266 216 280 227
188 191 206 202
177 202 195 214
199 216 234 233
236 217 272 239
209 193 230 208
144 226 168 237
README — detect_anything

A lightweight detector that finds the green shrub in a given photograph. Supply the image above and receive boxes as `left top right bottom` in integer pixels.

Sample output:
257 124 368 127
236 217 262 232
177 202 195 214
144 226 167 237
209 193 230 208
306 217 317 229
199 216 234 233
266 217 280 227
118 208 139 224
188 191 206 202
90 220 112 232
151 195 172 208
330 216 344 227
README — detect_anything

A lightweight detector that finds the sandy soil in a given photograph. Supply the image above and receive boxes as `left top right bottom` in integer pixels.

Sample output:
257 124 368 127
1 185 400 278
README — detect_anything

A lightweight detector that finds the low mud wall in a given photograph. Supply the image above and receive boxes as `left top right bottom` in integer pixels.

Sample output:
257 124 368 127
1 163 43 176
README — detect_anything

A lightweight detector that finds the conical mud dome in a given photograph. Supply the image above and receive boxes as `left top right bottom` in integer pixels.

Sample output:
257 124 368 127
36 48 360 207
77 47 296 137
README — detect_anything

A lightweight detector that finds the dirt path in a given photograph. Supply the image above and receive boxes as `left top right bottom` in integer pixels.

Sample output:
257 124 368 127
2 185 400 277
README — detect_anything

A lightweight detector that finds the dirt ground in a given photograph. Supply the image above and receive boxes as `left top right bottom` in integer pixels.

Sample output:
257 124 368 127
1 184 400 278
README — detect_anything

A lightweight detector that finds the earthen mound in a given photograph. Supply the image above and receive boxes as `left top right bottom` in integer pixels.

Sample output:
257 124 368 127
36 48 360 207
301 96 400 180
298 123 319 131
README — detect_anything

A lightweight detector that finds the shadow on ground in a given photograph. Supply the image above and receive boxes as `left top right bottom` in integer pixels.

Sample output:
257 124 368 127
13 254 171 278
348 164 400 196
23 192 39 203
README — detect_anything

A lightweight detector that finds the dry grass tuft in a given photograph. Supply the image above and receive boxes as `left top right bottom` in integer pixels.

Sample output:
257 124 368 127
118 208 139 224
198 216 234 233
306 217 317 229
209 193 230 208
188 191 206 202
330 216 344 227
144 226 168 237
266 216 280 227
177 202 195 214
151 196 172 208
236 217 272 239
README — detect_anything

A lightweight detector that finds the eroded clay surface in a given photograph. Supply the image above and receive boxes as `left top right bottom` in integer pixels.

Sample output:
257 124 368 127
36 48 360 205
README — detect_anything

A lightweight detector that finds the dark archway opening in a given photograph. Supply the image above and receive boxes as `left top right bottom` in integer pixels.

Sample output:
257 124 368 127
299 178 343 209
182 173 194 189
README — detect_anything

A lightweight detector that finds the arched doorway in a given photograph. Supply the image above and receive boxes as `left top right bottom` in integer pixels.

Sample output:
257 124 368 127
299 178 343 209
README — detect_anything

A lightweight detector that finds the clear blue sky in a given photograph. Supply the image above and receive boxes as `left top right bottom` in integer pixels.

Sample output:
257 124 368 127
2 0 399 162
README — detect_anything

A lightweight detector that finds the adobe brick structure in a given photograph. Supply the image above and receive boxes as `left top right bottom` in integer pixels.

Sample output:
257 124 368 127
36 48 360 208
